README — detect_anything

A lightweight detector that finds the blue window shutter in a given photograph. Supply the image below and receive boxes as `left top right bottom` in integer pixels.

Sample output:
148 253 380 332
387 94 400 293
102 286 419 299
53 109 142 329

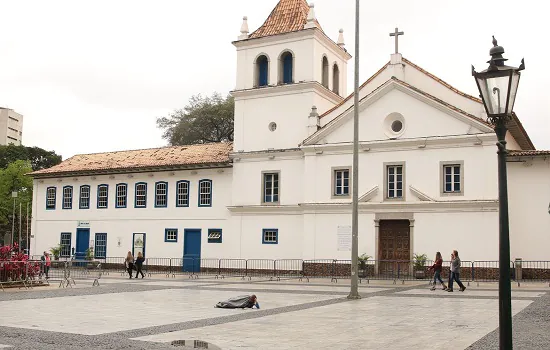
259 60 268 86
283 55 293 83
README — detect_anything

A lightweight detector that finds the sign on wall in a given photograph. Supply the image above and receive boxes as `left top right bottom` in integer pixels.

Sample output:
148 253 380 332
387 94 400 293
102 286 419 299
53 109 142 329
337 225 352 251
77 221 90 228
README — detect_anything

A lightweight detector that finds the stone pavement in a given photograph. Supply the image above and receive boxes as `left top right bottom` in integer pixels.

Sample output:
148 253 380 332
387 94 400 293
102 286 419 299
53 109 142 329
0 276 548 350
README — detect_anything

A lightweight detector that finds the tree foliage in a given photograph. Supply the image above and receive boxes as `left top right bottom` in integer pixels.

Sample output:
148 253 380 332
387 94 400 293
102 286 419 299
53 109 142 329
157 93 234 145
0 145 62 171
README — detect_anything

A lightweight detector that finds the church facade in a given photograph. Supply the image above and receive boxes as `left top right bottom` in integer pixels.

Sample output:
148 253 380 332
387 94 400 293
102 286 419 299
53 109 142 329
30 0 549 262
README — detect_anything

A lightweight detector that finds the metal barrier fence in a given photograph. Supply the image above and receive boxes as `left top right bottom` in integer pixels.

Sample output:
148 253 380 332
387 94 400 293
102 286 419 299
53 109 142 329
0 260 102 291
8 257 550 286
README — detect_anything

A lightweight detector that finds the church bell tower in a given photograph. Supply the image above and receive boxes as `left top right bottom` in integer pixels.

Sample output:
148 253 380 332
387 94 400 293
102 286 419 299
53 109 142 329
231 0 351 152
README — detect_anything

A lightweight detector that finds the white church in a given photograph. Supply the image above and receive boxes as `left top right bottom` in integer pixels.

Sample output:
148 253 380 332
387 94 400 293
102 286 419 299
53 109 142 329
30 0 549 263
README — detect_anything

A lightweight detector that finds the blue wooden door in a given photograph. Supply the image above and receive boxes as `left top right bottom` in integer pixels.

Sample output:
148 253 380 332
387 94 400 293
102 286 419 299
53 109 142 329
183 229 201 272
75 228 90 260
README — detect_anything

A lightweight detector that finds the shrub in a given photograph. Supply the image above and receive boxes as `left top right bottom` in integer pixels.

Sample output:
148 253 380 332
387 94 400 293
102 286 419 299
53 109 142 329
0 243 40 283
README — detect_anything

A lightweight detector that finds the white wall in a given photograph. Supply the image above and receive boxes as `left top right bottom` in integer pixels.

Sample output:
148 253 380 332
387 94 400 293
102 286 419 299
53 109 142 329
508 157 550 260
31 168 233 258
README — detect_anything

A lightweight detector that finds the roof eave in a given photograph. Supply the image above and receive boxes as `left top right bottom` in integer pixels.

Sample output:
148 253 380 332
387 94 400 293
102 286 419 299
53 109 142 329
29 162 233 179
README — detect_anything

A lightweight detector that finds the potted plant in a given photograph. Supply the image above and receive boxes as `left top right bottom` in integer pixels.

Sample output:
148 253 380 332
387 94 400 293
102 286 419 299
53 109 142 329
50 245 61 260
358 254 371 277
413 253 428 279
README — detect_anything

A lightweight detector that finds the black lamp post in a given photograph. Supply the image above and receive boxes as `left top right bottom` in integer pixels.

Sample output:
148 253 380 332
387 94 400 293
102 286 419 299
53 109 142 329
472 37 525 350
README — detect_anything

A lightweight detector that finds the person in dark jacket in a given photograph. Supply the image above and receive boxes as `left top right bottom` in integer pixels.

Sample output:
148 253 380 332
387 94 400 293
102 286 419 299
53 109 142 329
428 252 446 290
448 250 466 292
135 251 145 279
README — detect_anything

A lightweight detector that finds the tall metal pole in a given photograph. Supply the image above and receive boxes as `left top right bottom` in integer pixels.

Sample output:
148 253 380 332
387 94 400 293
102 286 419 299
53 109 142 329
26 203 30 256
348 0 361 300
19 202 22 251
11 196 15 246
495 120 513 349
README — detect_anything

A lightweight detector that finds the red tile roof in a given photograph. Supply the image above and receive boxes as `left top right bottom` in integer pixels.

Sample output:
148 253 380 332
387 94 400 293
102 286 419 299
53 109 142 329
249 0 321 39
507 150 550 157
30 143 233 177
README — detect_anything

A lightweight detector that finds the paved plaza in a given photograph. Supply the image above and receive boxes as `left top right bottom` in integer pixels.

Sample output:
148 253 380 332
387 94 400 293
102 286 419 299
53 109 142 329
0 276 548 349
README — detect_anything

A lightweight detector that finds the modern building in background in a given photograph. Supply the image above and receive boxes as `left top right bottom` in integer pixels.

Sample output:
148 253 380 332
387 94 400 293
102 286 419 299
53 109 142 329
0 107 23 146
29 0 550 262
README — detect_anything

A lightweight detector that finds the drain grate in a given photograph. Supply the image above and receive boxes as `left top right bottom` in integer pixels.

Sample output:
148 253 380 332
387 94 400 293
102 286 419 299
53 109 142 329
171 339 221 349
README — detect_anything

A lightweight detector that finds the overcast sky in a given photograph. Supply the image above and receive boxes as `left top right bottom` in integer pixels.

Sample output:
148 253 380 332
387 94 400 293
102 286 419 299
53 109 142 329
1 0 548 159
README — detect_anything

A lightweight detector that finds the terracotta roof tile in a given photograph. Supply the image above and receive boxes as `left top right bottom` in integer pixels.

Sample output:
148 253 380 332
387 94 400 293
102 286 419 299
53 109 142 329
507 150 550 157
30 142 233 177
249 0 321 39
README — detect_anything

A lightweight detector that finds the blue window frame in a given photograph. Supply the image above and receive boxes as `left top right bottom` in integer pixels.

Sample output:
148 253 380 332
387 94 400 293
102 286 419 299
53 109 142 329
198 179 212 207
176 180 190 207
94 233 107 259
60 232 71 257
79 185 90 209
282 51 293 84
62 186 73 209
164 228 178 242
207 229 222 243
257 55 269 87
97 184 109 208
115 183 128 208
155 181 168 207
134 182 147 208
262 229 278 244
46 187 56 210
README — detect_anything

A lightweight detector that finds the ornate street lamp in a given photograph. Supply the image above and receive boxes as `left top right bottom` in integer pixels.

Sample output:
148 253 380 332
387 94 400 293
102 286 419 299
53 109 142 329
472 36 525 350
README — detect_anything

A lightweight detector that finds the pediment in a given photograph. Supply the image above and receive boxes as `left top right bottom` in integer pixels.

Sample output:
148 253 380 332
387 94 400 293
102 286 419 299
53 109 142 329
303 78 493 146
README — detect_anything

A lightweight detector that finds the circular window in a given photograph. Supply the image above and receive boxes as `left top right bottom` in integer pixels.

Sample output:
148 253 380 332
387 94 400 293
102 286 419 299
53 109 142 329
268 122 277 132
383 112 405 138
391 120 403 133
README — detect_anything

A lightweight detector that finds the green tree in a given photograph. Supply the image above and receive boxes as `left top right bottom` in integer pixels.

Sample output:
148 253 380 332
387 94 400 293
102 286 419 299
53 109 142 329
0 161 33 246
157 93 234 145
0 145 62 171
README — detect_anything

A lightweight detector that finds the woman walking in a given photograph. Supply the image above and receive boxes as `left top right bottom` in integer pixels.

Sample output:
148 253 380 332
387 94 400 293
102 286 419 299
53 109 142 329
448 250 466 292
125 251 135 279
135 251 145 279
428 252 446 291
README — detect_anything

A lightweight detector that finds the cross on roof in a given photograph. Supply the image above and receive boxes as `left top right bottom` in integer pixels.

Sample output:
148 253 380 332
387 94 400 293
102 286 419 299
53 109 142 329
389 27 404 54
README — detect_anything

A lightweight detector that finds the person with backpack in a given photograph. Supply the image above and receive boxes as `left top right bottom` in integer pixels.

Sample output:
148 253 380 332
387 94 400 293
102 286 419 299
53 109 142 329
134 251 145 279
448 250 466 292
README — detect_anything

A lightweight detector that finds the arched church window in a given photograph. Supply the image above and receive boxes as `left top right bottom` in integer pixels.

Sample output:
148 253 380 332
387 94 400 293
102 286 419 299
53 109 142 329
322 56 329 88
256 55 269 87
279 51 294 84
332 64 340 95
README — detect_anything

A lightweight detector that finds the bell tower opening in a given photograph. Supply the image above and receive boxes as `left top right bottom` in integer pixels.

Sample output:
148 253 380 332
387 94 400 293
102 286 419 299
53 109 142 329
322 56 329 88
332 64 340 95
255 54 269 87
279 51 294 84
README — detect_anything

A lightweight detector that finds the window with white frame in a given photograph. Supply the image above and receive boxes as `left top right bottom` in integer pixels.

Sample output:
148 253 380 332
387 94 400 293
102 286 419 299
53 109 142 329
176 181 189 207
208 229 222 243
116 184 127 208
60 232 71 257
79 185 90 209
165 228 178 242
135 183 147 208
263 172 279 203
94 233 107 259
62 186 73 209
46 187 56 210
262 229 278 244
334 169 350 196
443 164 461 193
198 180 212 207
97 185 108 208
387 165 403 199
155 182 168 207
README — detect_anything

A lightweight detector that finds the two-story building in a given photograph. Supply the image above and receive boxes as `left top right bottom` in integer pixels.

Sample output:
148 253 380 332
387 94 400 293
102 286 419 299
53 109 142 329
30 0 550 262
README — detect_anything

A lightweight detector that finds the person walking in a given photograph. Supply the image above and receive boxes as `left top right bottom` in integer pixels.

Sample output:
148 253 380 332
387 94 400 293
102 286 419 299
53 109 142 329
135 251 145 279
428 252 447 291
125 251 135 279
448 250 466 292
44 252 51 279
